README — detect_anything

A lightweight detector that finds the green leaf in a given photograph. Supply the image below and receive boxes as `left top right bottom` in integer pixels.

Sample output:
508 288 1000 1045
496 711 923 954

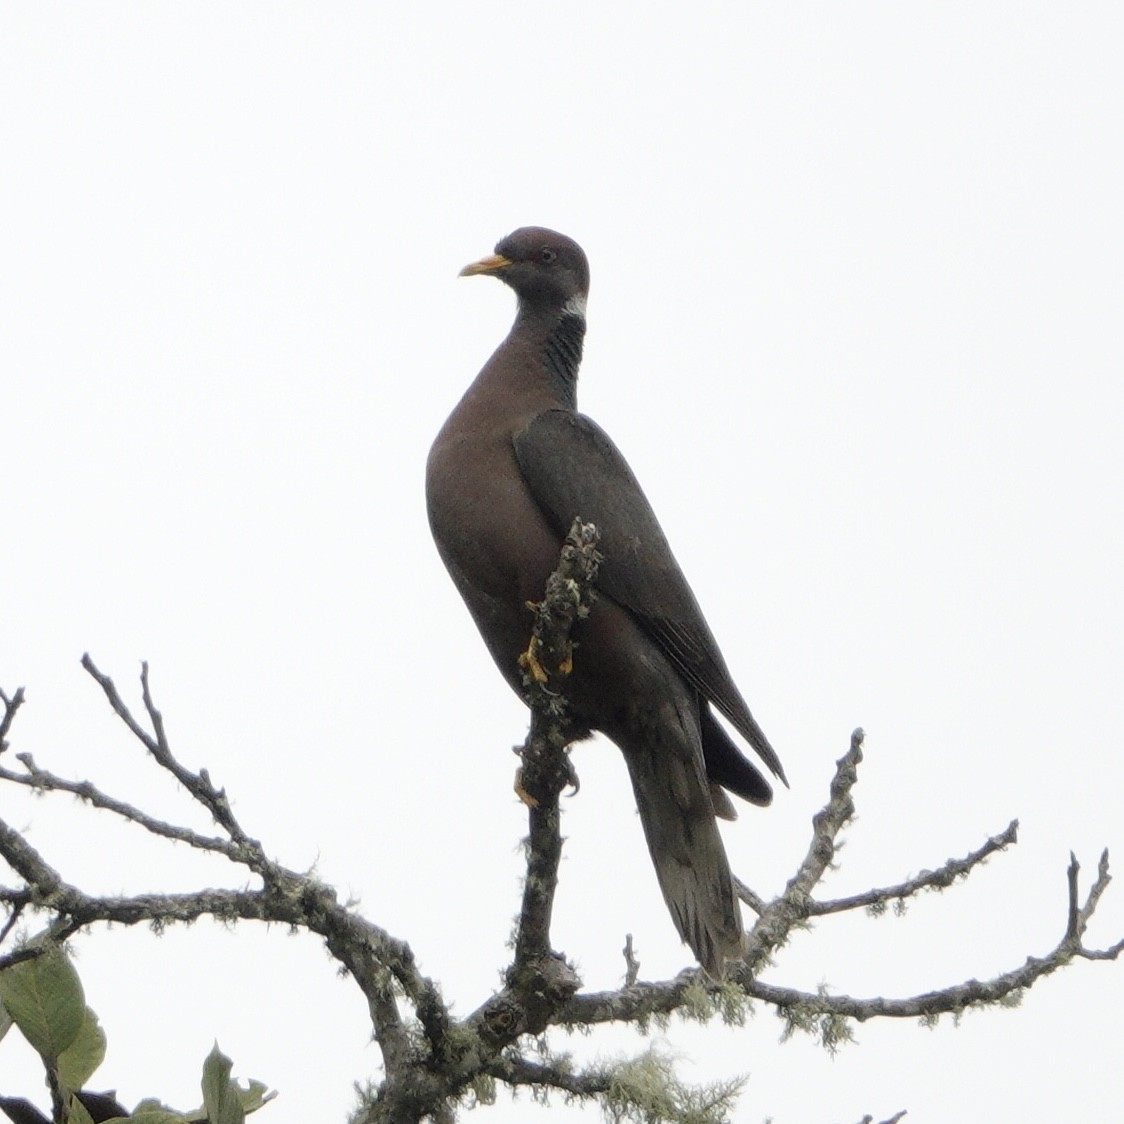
56 1007 107 1091
63 1095 94 1124
128 1110 192 1124
129 1099 192 1122
0 946 85 1063
191 1046 275 1122
201 1044 244 1124
235 1082 275 1117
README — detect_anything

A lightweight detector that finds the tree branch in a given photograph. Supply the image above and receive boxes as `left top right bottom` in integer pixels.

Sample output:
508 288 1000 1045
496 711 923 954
511 518 601 968
2 521 1121 1123
484 1052 609 1100
80 655 255 851
0 754 242 859
0 686 26 755
738 728 865 977
803 819 1019 918
0 666 442 1108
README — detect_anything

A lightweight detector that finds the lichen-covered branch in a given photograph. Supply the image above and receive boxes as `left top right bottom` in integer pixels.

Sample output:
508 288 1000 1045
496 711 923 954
511 517 601 969
0 752 241 859
556 742 1121 1045
0 664 440 1114
80 655 256 853
740 729 866 976
802 819 1019 918
2 524 1122 1122
483 1052 609 1100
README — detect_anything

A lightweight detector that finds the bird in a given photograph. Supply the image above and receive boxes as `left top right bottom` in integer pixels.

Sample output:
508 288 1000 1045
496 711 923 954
426 227 785 977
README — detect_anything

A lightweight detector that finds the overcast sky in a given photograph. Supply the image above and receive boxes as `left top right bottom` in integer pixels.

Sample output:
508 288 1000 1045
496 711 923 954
2 5 1122 1122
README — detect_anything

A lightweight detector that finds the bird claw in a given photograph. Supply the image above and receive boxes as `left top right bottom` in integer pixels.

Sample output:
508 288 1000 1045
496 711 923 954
512 747 580 806
561 755 580 796
513 765 539 808
519 641 550 684
520 635 575 685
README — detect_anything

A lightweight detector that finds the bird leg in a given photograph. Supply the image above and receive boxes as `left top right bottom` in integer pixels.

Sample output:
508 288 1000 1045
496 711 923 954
518 631 553 685
513 764 538 808
520 602 580 684
518 521 601 688
513 739 580 808
514 520 601 806
519 640 576 685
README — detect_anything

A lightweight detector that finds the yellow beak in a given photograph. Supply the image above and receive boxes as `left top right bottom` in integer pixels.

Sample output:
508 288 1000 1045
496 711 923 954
459 252 512 278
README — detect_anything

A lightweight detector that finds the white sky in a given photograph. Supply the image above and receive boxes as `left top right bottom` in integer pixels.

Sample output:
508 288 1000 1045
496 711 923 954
2 5 1122 1121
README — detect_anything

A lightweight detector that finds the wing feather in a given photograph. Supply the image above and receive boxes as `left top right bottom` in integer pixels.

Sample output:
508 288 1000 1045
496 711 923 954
513 408 784 783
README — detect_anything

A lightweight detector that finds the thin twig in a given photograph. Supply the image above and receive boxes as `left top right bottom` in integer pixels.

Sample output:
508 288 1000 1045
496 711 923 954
734 879 768 916
81 655 251 845
623 933 640 987
804 820 1019 917
1066 851 1081 940
0 686 25 755
739 729 865 977
2 755 242 859
561 862 1124 1030
484 1052 610 1099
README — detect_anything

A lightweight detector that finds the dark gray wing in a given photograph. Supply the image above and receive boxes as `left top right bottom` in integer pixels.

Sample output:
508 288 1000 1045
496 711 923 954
513 407 785 783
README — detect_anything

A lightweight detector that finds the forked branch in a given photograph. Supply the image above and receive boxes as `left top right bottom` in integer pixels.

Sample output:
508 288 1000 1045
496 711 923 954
1 525 1121 1124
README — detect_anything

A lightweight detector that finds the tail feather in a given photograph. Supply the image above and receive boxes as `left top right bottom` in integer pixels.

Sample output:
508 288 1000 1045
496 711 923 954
620 705 745 978
700 706 773 808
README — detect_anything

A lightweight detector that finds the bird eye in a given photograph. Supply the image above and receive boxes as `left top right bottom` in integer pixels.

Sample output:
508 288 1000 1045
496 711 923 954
539 247 557 263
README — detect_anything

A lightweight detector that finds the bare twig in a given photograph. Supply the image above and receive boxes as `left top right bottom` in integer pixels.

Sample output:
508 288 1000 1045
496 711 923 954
1069 849 1123 960
738 729 865 977
805 819 1019 917
80 655 251 846
1 663 440 1098
623 933 640 987
483 1052 610 1099
0 686 25 755
560 841 1124 1034
1 753 242 859
0 890 28 946
734 878 768 917
1066 851 1081 940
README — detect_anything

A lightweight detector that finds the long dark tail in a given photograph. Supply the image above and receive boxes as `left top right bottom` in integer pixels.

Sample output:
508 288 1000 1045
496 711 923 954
621 713 745 978
700 705 774 808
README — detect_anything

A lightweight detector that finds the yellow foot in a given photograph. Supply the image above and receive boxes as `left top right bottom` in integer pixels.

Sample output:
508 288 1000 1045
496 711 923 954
513 766 539 808
519 641 550 684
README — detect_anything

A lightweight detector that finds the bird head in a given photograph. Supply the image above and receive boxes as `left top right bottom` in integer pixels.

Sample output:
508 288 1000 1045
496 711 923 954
460 227 589 317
